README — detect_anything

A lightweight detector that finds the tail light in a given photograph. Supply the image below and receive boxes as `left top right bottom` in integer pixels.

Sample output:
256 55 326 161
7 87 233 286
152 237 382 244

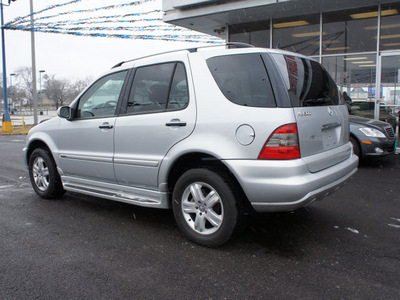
258 123 300 160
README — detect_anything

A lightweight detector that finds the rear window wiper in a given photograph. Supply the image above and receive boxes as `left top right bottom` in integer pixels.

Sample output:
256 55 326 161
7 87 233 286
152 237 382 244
302 98 335 106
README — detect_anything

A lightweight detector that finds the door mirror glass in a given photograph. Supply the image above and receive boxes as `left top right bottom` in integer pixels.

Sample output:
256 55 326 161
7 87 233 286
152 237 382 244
57 106 71 120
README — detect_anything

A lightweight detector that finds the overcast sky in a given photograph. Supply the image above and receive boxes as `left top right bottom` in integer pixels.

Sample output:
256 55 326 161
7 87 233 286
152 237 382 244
4 0 211 81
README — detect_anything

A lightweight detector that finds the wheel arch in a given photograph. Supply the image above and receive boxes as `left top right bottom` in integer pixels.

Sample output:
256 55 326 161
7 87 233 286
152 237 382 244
350 133 362 157
27 144 66 198
165 152 252 211
26 139 56 167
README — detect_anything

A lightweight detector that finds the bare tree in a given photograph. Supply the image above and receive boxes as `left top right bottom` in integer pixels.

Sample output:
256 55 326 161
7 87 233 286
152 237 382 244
67 77 93 102
44 74 71 109
15 67 34 109
9 66 93 111
10 85 26 112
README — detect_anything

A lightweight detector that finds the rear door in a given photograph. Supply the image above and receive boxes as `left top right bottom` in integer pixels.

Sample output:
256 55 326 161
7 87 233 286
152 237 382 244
113 56 196 190
270 54 351 172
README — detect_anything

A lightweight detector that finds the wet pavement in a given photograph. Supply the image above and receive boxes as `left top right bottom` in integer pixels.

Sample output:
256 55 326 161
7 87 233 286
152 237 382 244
0 135 399 299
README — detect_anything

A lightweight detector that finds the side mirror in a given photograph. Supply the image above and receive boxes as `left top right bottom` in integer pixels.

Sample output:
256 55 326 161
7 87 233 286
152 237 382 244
57 106 72 121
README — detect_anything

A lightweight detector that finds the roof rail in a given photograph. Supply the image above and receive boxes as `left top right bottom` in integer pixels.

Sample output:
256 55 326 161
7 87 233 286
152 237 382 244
186 42 254 53
226 42 255 48
112 43 255 69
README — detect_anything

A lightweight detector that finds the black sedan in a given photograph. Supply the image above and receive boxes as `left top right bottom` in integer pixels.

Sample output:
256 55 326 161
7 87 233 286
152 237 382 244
350 115 396 159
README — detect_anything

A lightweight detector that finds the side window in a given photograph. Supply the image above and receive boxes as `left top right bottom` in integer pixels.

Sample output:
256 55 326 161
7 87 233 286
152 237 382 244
168 63 189 110
76 71 128 119
207 54 276 108
125 62 189 114
127 63 174 114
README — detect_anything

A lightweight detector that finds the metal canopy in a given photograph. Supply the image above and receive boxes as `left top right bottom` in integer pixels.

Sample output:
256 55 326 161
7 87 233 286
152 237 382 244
163 0 397 36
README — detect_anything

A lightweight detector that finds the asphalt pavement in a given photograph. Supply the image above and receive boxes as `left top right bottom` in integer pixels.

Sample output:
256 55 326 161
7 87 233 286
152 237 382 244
0 135 399 299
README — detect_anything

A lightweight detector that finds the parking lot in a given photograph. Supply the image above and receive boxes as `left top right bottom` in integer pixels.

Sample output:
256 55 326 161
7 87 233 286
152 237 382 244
0 135 399 299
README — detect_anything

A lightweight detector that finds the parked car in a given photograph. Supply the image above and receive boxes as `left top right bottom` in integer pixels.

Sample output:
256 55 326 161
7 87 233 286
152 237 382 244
350 101 397 129
350 115 396 159
24 44 358 247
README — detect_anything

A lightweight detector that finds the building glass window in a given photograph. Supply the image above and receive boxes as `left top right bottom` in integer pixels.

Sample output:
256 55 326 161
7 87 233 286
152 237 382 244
380 3 400 51
229 21 270 48
272 14 320 56
229 31 249 44
381 55 400 105
322 6 378 55
322 54 376 102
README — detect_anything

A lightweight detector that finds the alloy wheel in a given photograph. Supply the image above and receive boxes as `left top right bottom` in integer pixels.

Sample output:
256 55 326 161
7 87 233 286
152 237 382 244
181 182 224 235
32 157 50 192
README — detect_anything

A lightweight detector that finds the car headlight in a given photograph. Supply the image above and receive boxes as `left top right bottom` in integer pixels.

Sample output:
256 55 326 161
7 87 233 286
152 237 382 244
359 127 386 138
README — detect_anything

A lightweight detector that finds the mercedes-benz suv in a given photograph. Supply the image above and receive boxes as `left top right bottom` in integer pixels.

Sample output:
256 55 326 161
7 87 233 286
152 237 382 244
24 44 358 247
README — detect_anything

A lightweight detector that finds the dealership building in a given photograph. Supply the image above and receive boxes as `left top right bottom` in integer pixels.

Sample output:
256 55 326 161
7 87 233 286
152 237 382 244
163 0 400 120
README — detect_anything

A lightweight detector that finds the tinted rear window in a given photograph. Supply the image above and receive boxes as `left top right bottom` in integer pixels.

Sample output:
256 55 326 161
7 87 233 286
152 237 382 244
271 54 341 107
207 54 276 108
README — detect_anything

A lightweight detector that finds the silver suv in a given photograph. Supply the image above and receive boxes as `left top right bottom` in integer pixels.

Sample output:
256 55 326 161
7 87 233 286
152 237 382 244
24 44 358 247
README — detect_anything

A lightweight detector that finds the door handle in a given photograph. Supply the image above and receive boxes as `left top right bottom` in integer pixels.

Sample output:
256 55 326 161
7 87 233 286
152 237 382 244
166 119 187 127
322 122 341 130
99 123 113 129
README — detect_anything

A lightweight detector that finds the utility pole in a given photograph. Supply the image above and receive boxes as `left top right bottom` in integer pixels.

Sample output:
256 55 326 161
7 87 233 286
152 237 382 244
39 69 45 115
30 0 38 125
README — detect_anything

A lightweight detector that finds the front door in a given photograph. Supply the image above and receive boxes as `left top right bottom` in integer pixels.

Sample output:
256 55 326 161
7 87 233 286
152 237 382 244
58 70 129 182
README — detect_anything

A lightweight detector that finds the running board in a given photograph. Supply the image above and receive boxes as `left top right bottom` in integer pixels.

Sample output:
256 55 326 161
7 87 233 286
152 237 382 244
61 176 170 209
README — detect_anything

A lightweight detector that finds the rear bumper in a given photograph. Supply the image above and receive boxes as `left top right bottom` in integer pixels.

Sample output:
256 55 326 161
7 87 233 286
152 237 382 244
223 153 358 212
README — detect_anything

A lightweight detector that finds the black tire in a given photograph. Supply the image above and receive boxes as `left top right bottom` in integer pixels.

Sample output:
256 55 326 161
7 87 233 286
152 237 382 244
172 168 243 247
28 148 65 199
350 136 361 158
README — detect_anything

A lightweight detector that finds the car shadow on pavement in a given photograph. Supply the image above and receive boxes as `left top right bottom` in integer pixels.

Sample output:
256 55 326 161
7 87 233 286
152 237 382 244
44 188 346 256
358 155 399 169
232 207 334 256
51 190 328 254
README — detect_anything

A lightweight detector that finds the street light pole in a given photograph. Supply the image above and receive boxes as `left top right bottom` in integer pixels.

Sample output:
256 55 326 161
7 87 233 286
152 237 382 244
10 72 14 114
30 0 38 125
1 0 11 132
39 70 45 115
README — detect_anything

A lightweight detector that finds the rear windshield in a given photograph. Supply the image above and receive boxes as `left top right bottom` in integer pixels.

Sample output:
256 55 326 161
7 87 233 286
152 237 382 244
206 54 276 108
271 54 341 107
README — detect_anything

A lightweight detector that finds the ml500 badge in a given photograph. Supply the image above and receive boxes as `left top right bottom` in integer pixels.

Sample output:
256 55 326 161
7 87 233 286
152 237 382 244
297 111 312 117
